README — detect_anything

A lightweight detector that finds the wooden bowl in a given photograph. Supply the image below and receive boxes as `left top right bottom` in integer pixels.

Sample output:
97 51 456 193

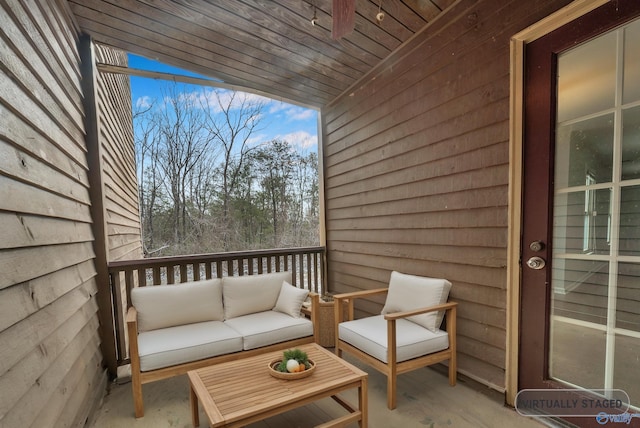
268 359 316 380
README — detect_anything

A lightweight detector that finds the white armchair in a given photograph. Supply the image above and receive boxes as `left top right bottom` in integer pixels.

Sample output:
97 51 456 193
334 271 457 410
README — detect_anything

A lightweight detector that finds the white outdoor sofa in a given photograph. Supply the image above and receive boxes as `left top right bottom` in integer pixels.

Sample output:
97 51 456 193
126 271 319 417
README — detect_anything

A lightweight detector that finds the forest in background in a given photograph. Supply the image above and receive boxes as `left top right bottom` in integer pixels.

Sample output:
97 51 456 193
134 84 320 256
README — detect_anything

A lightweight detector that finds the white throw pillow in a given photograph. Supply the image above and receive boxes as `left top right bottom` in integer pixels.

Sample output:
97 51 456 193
222 271 292 319
131 278 223 332
273 281 309 318
381 271 451 332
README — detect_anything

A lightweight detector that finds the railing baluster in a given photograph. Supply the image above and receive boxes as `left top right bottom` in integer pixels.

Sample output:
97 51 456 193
180 264 188 282
193 263 200 281
292 255 298 288
137 268 145 288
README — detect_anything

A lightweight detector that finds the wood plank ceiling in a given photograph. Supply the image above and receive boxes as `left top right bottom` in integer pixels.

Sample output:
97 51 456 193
67 0 455 108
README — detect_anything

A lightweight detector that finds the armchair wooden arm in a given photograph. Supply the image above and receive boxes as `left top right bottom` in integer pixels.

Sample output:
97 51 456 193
333 288 389 324
383 301 458 320
332 287 389 300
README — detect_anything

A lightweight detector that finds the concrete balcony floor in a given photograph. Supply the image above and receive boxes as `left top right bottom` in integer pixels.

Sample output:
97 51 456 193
89 354 558 428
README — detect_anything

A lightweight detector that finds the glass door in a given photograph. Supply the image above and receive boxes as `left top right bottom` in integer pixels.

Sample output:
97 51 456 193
550 18 640 407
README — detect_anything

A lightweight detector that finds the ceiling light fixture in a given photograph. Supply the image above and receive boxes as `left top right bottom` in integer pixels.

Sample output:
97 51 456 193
376 0 384 24
311 0 318 26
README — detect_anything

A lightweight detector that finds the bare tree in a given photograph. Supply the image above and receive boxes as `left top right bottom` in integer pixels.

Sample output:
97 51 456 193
252 140 294 247
133 82 320 256
203 90 265 250
134 100 165 254
155 84 213 244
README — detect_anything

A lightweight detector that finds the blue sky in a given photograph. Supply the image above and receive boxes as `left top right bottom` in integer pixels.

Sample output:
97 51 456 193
127 54 319 154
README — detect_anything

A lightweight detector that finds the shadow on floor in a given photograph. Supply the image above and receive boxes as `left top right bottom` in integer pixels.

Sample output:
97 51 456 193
89 354 555 428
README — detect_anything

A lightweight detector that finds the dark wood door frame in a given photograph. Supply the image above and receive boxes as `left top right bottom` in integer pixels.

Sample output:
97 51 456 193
507 0 640 412
515 2 640 427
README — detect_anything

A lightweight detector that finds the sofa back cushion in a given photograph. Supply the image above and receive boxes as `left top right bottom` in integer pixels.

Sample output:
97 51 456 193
131 278 223 332
381 271 451 332
223 271 292 319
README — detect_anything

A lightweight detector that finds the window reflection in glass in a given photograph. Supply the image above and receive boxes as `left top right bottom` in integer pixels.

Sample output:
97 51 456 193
555 114 614 189
622 106 640 181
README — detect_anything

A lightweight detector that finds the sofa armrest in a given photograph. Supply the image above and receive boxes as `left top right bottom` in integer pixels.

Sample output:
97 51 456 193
126 306 141 371
308 292 320 344
126 305 138 325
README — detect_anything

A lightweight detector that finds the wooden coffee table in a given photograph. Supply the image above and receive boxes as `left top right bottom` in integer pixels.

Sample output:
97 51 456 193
188 343 368 427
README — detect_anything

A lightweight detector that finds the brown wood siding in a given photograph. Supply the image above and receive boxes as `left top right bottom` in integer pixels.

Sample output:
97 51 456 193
94 44 143 262
0 0 106 427
322 0 573 389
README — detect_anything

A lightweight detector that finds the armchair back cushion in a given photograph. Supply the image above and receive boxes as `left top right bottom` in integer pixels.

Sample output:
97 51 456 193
381 271 452 332
131 278 223 332
223 271 292 319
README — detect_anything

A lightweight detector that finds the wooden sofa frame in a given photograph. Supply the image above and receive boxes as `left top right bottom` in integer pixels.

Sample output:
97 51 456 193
126 292 320 418
333 288 457 410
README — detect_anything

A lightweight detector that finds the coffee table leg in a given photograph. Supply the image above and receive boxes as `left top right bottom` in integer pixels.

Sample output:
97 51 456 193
359 377 368 428
190 385 200 427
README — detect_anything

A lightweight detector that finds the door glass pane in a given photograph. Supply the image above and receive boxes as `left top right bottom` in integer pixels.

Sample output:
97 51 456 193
620 186 640 256
623 20 640 104
617 262 640 332
551 19 640 403
553 188 612 255
550 259 608 387
550 321 606 388
557 31 616 122
555 114 614 188
614 334 640 406
615 263 640 406
622 106 640 181
552 259 609 325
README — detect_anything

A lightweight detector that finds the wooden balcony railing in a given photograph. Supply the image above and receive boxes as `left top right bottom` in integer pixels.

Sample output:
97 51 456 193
107 246 326 367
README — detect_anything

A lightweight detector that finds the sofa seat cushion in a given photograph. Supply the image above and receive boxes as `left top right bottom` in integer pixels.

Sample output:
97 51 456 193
339 315 449 363
224 311 313 350
137 320 243 372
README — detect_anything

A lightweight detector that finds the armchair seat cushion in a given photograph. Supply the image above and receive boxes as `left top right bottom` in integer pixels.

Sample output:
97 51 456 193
224 310 314 350
137 320 243 372
339 315 449 363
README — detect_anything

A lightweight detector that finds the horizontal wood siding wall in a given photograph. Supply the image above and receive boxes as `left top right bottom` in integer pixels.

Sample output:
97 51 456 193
0 0 107 427
322 0 572 389
94 44 142 262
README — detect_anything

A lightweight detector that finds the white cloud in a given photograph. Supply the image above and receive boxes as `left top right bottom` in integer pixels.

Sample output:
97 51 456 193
276 130 317 150
286 107 315 121
135 96 153 108
195 89 271 114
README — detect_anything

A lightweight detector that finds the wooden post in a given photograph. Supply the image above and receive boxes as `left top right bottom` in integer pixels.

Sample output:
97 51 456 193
79 35 117 378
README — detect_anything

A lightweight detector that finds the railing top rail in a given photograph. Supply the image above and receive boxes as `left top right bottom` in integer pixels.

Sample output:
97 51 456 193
107 246 325 271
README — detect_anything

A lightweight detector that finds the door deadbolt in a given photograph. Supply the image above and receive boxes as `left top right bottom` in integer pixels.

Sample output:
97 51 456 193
529 241 544 252
526 256 546 270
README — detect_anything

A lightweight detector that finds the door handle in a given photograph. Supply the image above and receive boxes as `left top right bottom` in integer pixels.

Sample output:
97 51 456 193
526 256 546 270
